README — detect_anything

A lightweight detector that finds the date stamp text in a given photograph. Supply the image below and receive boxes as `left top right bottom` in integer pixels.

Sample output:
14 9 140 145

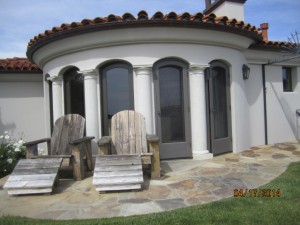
234 189 281 197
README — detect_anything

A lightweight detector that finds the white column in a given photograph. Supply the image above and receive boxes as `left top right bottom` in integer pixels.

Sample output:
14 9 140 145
80 69 99 154
133 66 154 134
50 76 63 122
189 65 213 160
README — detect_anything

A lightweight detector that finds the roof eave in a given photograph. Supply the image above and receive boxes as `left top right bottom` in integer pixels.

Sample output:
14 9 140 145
26 20 262 63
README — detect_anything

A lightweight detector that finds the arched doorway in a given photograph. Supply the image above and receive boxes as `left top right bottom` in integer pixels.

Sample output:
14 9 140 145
63 67 85 118
153 59 191 159
100 62 134 136
205 61 232 155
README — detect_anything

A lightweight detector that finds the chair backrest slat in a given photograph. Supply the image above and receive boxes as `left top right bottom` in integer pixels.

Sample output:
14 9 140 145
50 114 85 155
111 110 147 155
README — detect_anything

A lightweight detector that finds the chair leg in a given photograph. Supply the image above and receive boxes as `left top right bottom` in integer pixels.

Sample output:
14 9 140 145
71 145 84 181
150 142 160 178
84 142 93 171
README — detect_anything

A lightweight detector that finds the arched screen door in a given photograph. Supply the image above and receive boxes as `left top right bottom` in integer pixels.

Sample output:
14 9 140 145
206 61 232 155
154 60 191 159
101 63 134 136
64 67 85 118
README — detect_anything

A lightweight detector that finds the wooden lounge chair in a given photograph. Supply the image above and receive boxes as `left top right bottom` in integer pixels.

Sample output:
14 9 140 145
4 114 94 195
94 110 160 192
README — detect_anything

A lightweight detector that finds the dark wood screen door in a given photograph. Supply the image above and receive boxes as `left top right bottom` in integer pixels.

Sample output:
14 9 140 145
206 61 232 155
154 60 191 159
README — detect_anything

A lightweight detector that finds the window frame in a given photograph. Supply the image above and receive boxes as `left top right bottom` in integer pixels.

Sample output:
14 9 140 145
282 67 293 92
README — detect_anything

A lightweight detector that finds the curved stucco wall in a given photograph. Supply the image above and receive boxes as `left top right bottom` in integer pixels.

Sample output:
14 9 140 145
38 38 252 154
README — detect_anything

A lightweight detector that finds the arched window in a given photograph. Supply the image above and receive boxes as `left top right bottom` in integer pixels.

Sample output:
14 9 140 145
100 63 134 135
63 67 85 118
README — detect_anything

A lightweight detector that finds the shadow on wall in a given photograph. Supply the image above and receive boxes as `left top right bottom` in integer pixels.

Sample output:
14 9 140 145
0 108 16 137
269 83 299 141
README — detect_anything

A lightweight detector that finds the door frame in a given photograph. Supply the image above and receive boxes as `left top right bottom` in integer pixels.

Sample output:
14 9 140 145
100 62 134 136
205 60 233 155
153 59 192 159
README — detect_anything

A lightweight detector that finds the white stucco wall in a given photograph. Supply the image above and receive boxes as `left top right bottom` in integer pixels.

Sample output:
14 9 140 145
0 73 46 143
246 64 265 146
265 65 300 143
246 48 300 145
210 1 245 21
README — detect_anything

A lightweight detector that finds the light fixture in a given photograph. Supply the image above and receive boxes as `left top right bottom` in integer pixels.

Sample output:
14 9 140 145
242 64 250 80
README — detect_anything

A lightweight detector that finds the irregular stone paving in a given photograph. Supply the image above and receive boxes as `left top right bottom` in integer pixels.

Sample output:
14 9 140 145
0 142 299 220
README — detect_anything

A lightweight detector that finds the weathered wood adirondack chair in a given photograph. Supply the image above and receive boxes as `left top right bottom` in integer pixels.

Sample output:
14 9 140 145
4 114 94 195
94 110 160 192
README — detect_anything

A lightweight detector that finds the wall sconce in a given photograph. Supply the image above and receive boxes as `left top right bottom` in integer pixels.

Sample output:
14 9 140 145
242 64 250 80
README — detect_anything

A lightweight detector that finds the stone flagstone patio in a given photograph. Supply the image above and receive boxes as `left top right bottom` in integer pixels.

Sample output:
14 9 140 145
0 142 299 220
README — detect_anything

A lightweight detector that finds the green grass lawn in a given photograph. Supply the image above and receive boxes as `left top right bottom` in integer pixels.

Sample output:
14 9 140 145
1 162 300 225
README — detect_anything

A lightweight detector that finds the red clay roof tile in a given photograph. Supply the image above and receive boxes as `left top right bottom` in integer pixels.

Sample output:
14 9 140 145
26 11 261 52
0 57 42 73
26 11 293 61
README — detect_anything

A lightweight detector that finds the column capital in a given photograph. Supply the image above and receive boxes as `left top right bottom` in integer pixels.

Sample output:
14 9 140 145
189 64 210 74
78 69 97 77
47 76 62 82
133 65 152 75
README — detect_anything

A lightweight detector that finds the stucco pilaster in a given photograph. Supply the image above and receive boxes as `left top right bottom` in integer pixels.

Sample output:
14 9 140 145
48 76 63 122
80 69 99 153
133 65 154 134
189 65 213 160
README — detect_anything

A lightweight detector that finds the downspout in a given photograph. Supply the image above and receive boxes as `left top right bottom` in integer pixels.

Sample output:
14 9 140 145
262 64 268 145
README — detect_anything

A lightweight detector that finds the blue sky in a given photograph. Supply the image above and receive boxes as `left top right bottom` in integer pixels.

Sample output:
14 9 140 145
0 0 299 58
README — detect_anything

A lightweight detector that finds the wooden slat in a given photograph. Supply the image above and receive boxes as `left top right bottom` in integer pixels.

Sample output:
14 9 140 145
128 110 136 154
12 168 59 175
5 174 56 182
134 111 141 155
94 164 142 172
4 179 54 189
96 184 141 192
14 163 61 170
17 158 62 165
93 176 143 185
93 170 143 178
7 188 52 195
95 156 141 166
95 155 140 161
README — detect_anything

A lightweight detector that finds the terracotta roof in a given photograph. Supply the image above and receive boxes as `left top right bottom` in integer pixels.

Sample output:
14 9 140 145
251 41 299 52
0 57 42 73
26 11 263 61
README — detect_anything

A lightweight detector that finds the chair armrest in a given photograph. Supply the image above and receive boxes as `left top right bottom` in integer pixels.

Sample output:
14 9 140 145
98 136 112 146
69 136 94 145
24 138 51 159
23 138 51 147
147 135 160 143
97 136 111 155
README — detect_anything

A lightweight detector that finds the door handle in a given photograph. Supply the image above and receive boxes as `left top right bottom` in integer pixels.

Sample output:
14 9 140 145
158 111 161 116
